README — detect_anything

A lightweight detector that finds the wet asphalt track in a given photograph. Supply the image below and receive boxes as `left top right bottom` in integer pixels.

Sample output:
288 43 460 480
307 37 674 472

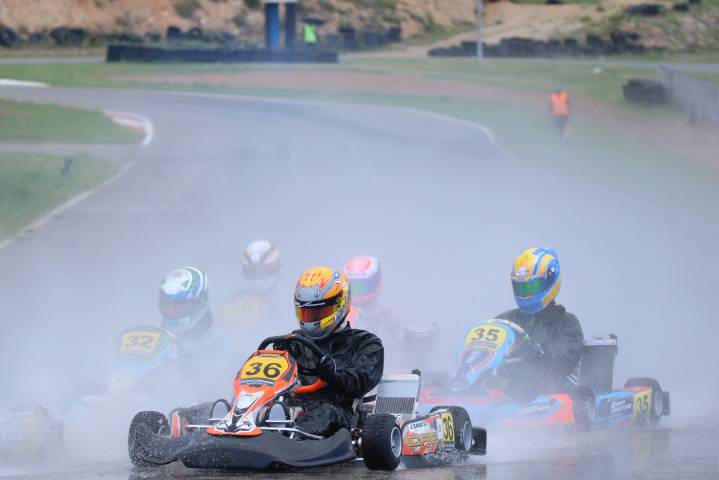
0 86 718 478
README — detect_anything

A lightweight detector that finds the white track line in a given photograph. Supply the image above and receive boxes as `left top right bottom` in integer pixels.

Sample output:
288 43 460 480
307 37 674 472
0 113 154 252
0 79 49 88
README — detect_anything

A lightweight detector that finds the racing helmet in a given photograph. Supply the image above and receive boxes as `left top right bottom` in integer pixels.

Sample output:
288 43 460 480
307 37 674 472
511 248 561 314
159 267 210 334
343 256 382 306
294 266 351 339
242 240 281 293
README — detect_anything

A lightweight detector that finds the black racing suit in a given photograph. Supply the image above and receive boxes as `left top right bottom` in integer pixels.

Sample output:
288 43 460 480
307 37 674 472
290 327 384 437
496 301 584 401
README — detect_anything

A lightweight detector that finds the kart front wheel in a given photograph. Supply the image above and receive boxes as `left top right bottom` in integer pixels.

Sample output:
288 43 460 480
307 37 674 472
361 414 401 471
128 411 170 467
571 386 596 432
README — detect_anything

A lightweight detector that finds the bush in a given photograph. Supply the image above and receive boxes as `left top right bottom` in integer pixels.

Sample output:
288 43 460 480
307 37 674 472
243 0 261 9
174 0 202 19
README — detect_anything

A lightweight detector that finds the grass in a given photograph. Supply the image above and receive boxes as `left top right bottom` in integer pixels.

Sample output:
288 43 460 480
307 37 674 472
0 57 663 106
0 153 120 238
0 98 142 144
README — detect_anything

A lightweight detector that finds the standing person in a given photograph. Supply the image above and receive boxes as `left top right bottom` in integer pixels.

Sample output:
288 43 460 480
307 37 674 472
549 87 571 142
303 22 317 47
495 248 584 400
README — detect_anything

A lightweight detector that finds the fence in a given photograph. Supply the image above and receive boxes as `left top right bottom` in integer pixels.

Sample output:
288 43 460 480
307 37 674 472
660 67 719 126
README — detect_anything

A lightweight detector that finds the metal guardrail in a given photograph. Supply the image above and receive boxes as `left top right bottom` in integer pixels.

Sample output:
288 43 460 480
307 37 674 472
660 66 719 126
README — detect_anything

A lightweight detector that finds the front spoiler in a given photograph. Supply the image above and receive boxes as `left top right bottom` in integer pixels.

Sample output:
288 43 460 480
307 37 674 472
140 428 356 469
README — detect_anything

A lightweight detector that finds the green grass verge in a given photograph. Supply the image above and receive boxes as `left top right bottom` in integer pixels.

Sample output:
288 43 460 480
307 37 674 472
0 56 663 106
0 98 142 144
0 153 120 238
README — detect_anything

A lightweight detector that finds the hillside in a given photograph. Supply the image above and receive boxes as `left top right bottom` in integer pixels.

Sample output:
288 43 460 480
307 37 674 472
0 0 476 42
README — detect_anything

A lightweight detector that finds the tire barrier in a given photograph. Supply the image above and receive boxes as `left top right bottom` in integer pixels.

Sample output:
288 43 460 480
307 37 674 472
0 26 19 47
50 27 88 46
106 44 339 63
622 79 667 106
321 25 401 51
624 3 664 15
429 31 652 58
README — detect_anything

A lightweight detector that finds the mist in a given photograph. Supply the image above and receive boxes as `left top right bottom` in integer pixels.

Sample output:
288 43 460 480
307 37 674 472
0 69 717 476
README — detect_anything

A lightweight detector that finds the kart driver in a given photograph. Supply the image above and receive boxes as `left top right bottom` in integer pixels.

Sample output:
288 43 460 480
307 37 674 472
290 266 384 437
159 267 227 380
343 256 394 333
160 266 214 340
496 248 584 400
343 255 436 371
221 240 282 335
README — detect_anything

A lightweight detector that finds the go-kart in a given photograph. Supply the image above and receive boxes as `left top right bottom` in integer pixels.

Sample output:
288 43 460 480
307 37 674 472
82 326 180 408
421 319 670 431
128 334 487 470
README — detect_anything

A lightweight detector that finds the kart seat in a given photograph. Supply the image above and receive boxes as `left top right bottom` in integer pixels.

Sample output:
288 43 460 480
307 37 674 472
577 335 618 393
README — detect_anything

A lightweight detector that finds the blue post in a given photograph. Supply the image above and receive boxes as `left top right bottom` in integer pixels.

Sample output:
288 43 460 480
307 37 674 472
265 3 281 49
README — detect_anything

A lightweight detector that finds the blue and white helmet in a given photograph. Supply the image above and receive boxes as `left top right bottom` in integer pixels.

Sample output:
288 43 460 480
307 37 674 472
159 267 209 334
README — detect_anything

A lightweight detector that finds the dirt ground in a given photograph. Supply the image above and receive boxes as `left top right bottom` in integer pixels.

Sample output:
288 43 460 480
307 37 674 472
121 68 719 167
0 0 475 39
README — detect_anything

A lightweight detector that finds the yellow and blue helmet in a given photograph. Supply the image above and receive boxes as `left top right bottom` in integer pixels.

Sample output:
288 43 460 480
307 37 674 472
511 248 561 314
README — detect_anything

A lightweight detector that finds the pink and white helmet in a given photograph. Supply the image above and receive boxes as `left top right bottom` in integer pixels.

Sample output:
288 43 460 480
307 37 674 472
343 256 382 305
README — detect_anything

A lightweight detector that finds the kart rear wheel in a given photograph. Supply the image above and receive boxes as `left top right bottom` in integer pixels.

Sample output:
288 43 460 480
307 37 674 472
624 377 664 426
571 386 596 432
361 414 401 471
429 406 473 451
128 411 170 467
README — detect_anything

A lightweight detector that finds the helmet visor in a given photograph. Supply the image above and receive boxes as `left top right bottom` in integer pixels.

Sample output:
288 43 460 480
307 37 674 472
295 294 340 323
512 277 549 298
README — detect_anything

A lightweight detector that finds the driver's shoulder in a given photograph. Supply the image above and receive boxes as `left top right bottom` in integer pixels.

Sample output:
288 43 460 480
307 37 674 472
344 327 383 346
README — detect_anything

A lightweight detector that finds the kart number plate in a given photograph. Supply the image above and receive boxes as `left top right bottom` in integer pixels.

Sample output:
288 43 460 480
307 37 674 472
241 354 289 382
120 330 162 354
465 325 507 349
633 388 652 418
440 412 455 444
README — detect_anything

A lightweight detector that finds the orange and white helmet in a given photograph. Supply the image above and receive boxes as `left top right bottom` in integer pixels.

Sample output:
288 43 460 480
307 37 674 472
294 266 351 339
242 240 281 292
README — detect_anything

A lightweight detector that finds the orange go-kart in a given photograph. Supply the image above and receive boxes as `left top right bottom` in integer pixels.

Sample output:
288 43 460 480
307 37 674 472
128 334 487 470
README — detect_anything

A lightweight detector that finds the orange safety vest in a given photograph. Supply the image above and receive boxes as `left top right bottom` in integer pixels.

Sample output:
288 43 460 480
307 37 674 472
550 91 570 117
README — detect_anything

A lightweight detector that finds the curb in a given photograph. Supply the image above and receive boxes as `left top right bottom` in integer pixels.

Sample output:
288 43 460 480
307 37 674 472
0 79 49 88
106 110 154 146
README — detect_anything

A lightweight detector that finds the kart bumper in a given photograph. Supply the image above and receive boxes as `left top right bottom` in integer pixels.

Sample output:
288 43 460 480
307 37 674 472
140 427 356 469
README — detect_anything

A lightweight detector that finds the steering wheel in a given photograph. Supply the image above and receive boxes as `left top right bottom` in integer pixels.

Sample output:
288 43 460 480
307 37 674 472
487 319 528 339
258 334 327 376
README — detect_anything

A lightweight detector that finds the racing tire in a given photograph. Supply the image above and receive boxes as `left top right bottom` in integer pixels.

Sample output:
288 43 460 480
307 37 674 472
624 377 664 427
429 406 473 452
361 414 401 471
571 386 596 432
128 411 170 467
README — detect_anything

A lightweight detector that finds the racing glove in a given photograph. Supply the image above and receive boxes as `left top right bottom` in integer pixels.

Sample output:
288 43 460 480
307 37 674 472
316 353 337 382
